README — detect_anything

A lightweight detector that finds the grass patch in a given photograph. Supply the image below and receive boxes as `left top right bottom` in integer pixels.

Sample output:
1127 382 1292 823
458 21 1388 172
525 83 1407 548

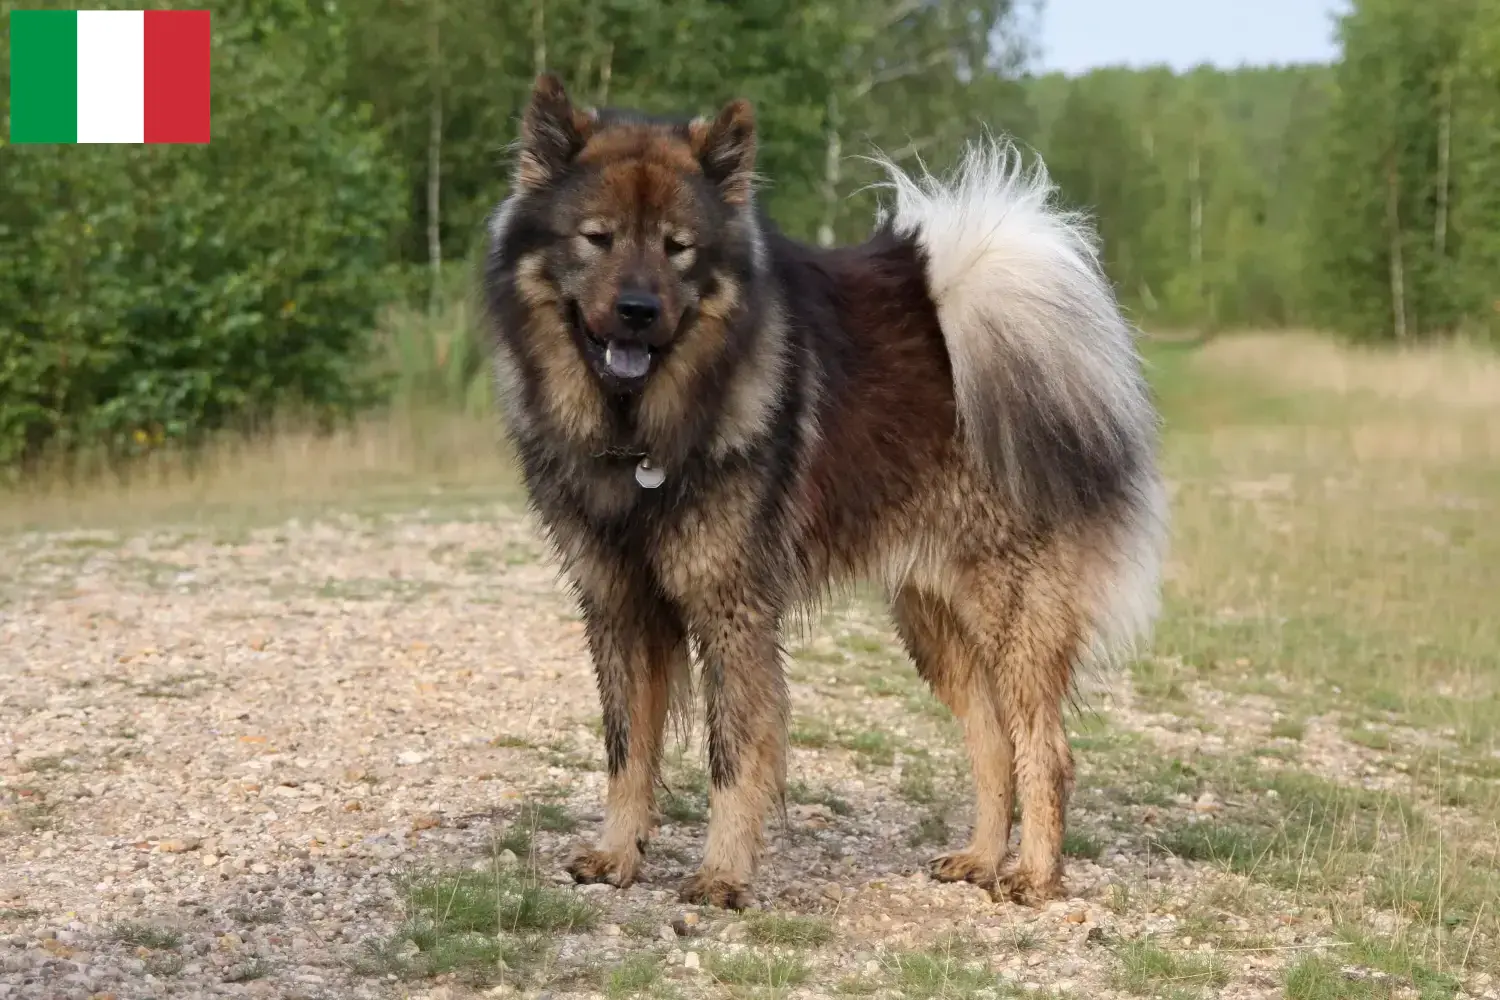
1338 928 1462 999
661 790 708 824
789 720 898 765
1146 334 1500 750
1347 725 1395 751
898 756 942 805
110 921 183 950
363 862 596 983
840 729 897 766
1112 939 1227 996
706 949 811 991
886 948 994 999
1151 768 1421 892
516 800 577 834
605 953 665 998
496 824 532 858
1271 716 1307 741
907 810 949 848
144 953 184 977
790 719 835 750
622 915 660 940
788 780 853 817
744 912 834 947
1063 828 1105 860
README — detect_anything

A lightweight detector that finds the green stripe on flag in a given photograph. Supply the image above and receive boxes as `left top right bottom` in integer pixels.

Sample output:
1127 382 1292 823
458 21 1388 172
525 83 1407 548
10 10 79 143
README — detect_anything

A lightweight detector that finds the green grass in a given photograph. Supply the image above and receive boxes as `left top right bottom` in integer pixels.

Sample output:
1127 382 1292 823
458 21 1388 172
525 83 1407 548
1284 956 1376 1000
1111 939 1228 996
1338 928 1462 999
363 862 597 983
789 719 898 765
898 756 942 805
787 780 853 816
885 948 994 999
516 799 577 833
1150 769 1420 892
906 810 950 848
496 824 533 858
109 922 183 950
1142 335 1500 750
1271 716 1307 741
706 949 811 991
661 789 708 824
745 912 835 947
605 953 666 998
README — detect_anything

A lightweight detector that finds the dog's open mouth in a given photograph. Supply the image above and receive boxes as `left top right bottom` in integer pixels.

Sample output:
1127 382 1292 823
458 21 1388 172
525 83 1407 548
567 301 655 388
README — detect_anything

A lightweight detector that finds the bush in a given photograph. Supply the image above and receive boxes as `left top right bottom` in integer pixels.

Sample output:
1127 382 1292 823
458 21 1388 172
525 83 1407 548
0 0 406 469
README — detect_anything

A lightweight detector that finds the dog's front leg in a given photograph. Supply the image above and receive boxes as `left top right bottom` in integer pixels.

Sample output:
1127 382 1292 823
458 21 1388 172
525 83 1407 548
567 586 685 888
679 604 787 909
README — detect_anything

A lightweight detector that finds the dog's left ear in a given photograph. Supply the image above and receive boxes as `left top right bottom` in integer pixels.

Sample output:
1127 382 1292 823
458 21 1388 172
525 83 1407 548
516 74 594 190
690 99 757 205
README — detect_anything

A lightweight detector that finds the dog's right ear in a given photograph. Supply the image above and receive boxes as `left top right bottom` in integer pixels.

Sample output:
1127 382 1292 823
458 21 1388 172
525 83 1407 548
516 74 593 191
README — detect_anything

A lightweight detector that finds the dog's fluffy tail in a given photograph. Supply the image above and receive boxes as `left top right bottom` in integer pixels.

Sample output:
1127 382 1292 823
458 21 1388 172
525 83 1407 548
879 139 1166 667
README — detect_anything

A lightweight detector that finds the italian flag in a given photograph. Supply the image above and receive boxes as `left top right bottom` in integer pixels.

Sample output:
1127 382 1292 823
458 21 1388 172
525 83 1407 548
9 9 211 144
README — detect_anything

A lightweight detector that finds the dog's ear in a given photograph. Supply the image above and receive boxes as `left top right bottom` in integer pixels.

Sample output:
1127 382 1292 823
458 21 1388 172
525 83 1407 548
516 74 593 190
690 99 757 205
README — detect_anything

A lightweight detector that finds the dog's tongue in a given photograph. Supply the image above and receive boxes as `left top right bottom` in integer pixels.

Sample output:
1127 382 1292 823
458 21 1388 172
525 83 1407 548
604 341 651 379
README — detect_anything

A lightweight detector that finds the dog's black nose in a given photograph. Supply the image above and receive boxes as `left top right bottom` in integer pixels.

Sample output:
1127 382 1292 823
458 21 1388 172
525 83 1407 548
615 292 661 332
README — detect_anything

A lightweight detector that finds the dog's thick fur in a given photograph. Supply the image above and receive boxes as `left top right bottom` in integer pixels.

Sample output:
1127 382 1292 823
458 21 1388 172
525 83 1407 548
483 75 1166 908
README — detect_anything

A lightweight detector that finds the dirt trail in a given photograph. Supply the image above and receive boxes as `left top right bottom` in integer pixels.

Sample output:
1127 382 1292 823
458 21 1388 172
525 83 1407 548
1 507 1492 1000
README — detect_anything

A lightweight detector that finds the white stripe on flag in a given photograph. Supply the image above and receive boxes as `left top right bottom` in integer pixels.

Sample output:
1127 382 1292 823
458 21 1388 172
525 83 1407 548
77 10 145 143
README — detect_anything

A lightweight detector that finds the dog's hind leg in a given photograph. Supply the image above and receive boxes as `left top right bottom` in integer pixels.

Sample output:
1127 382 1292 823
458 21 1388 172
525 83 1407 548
952 547 1079 906
567 585 685 889
892 586 1015 890
677 603 787 910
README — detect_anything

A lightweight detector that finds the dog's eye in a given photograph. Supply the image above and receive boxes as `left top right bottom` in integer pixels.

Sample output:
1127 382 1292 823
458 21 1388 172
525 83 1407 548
665 235 695 257
580 229 613 249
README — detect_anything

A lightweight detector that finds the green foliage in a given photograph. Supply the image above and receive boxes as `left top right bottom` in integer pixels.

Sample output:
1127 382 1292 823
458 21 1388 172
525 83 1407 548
1310 0 1500 341
0 0 405 468
1031 64 1334 331
4 0 1497 470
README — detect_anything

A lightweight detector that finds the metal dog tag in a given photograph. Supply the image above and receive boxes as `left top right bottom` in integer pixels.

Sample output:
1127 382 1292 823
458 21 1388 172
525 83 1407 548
634 458 665 489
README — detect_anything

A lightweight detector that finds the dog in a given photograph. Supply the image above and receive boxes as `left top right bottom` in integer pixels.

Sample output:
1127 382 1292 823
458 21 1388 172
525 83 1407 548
481 74 1166 908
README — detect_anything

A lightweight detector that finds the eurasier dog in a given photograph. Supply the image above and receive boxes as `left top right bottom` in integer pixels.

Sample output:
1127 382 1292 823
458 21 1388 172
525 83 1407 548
482 75 1166 908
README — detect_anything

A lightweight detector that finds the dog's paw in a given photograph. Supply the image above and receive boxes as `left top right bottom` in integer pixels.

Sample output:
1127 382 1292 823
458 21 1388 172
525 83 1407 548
677 872 754 910
566 845 641 888
990 861 1064 907
927 850 1000 889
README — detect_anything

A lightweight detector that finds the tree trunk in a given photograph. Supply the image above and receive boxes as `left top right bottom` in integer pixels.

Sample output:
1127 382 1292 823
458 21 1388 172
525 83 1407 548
532 0 546 76
596 41 612 106
1385 146 1408 341
817 93 842 248
1435 67 1452 258
1188 137 1203 273
426 0 442 315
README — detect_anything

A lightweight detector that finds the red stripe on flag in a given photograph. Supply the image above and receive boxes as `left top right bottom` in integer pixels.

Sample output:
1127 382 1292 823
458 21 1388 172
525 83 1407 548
143 10 211 144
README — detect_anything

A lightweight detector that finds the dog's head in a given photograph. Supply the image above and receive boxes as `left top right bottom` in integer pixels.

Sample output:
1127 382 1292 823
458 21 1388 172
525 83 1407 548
499 74 760 396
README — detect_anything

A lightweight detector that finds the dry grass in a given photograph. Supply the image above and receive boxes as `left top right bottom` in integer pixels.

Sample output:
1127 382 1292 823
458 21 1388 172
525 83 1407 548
1195 329 1500 412
0 410 519 534
1148 334 1500 749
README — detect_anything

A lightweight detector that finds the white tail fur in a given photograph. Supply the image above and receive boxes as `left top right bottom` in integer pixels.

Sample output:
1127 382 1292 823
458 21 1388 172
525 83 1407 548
877 139 1167 670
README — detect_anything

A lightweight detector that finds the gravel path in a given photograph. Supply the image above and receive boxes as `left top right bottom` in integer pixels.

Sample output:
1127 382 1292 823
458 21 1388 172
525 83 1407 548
2 505 1493 1000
